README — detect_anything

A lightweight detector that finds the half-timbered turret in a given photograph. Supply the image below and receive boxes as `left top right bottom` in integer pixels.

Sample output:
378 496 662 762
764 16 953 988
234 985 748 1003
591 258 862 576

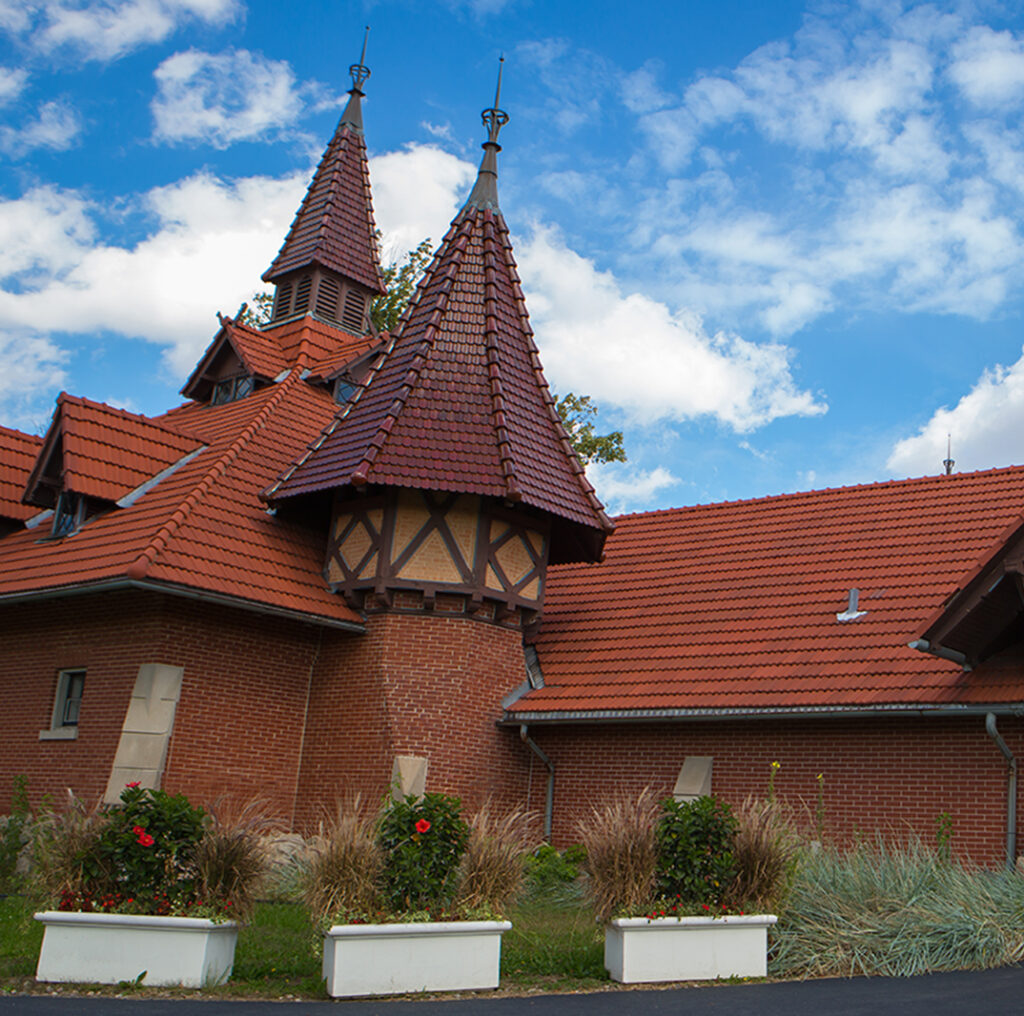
265 68 613 628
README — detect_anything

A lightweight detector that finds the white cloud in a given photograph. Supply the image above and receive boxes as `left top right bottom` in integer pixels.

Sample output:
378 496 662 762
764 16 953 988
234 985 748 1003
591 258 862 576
370 143 476 256
0 172 307 377
24 0 240 63
886 349 1024 478
0 67 27 106
152 49 304 148
519 227 826 431
587 462 679 515
0 99 82 156
0 331 68 432
950 26 1024 107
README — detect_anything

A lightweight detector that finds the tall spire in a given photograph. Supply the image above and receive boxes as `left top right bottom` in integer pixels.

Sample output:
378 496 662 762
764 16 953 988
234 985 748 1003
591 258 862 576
338 25 371 132
261 28 384 331
464 57 507 211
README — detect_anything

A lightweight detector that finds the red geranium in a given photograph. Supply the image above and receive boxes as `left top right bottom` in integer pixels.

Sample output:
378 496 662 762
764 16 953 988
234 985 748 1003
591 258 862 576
125 781 141 788
415 819 431 834
137 832 155 847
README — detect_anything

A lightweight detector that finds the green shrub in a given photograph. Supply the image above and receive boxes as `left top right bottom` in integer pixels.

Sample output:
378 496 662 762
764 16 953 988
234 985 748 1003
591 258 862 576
656 795 737 906
377 793 469 914
525 844 583 894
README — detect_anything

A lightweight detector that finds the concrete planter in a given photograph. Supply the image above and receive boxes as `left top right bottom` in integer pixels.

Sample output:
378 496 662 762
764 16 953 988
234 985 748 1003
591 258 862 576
605 914 778 983
34 911 238 987
322 919 512 997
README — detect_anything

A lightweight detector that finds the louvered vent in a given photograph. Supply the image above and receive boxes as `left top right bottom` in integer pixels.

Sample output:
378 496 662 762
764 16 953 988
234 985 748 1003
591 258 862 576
294 276 312 315
272 281 293 321
341 289 366 333
316 276 340 320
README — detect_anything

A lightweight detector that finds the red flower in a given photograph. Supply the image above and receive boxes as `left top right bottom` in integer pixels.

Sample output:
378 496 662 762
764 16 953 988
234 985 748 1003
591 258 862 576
415 819 431 834
125 781 141 788
137 832 155 847
132 825 145 835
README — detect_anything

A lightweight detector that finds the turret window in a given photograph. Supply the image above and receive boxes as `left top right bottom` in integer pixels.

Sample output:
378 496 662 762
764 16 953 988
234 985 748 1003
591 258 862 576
341 289 366 333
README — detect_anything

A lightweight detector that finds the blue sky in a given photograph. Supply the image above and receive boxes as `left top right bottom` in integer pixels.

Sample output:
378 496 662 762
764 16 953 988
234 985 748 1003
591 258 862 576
6 0 1024 514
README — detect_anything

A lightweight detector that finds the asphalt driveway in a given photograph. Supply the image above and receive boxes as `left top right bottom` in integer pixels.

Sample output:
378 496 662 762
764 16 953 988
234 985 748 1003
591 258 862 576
2 965 1024 1016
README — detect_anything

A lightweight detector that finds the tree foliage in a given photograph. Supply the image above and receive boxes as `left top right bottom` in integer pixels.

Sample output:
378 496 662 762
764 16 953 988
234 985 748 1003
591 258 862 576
370 237 434 333
555 392 626 466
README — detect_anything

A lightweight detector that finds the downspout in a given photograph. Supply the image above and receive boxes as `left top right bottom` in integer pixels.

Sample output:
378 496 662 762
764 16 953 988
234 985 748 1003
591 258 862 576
520 725 554 841
985 712 1017 870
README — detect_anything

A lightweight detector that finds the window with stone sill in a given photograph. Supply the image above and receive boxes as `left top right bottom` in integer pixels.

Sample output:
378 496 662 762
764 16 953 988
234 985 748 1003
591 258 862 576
39 668 85 741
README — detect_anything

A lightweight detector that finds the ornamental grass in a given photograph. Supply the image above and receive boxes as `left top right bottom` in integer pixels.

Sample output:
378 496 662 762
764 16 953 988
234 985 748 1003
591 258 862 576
301 796 383 926
575 788 659 923
728 796 799 911
770 838 1024 978
455 801 536 914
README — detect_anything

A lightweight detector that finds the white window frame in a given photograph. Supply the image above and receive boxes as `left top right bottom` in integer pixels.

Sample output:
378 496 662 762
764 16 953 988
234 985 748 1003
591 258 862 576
39 668 85 741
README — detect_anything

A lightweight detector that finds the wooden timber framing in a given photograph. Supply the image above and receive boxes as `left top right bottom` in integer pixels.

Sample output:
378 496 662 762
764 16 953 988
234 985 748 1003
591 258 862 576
325 487 550 627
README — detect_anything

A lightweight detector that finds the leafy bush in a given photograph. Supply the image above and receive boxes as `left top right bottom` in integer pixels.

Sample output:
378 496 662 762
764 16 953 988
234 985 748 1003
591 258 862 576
377 793 469 914
656 795 737 906
770 838 1024 977
575 788 659 923
32 784 264 920
524 844 584 894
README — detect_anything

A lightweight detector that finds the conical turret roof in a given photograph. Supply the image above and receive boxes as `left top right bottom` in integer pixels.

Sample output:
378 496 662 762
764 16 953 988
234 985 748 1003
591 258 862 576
265 85 612 563
262 43 385 295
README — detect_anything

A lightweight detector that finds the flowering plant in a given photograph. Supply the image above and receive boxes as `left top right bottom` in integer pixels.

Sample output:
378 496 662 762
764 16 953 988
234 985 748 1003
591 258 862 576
33 785 265 921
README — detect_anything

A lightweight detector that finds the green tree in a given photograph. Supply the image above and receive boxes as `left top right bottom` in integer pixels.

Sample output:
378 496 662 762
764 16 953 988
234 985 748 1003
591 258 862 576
371 237 434 332
555 392 626 466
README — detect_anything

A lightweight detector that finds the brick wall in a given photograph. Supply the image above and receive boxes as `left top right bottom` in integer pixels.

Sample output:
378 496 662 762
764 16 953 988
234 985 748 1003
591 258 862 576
294 612 532 829
525 716 1024 867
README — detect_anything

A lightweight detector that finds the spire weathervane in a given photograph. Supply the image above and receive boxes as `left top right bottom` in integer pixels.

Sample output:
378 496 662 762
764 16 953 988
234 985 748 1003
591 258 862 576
481 55 508 146
464 57 508 211
350 25 371 93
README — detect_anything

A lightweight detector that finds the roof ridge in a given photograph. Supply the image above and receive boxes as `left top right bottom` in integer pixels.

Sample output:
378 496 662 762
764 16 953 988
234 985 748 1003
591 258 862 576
609 463 1024 523
125 370 303 580
348 218 471 487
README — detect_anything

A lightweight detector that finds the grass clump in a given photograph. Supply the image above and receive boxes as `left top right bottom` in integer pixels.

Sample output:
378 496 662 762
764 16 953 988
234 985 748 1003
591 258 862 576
575 788 659 922
455 802 535 914
771 838 1024 977
730 796 799 910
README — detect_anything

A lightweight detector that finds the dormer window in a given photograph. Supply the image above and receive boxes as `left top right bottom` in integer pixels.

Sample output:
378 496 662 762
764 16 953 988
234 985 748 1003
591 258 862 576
211 374 254 405
333 378 356 404
51 490 85 538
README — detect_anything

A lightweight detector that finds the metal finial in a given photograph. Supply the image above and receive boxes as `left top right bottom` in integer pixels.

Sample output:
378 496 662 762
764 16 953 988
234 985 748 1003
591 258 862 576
349 25 371 91
943 434 955 476
481 55 508 144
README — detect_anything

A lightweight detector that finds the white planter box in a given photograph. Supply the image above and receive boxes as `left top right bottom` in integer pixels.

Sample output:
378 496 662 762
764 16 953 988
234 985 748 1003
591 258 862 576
34 911 238 987
605 914 777 983
323 919 512 997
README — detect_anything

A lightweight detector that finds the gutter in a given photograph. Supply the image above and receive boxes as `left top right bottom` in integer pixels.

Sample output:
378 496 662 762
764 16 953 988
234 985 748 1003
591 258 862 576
501 703 1024 725
986 712 1018 871
519 725 554 841
0 578 365 634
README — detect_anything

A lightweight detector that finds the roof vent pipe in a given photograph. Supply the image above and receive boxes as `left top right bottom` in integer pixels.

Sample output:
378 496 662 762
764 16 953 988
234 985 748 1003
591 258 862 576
520 725 554 841
985 712 1017 871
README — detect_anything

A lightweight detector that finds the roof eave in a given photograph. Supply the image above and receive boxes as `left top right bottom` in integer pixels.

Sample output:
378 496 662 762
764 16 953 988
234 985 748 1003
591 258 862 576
501 702 1024 725
0 577 365 633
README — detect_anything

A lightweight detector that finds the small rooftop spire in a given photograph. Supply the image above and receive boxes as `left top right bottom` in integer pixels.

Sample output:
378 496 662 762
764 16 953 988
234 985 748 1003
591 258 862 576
465 57 508 211
943 434 955 476
339 25 371 132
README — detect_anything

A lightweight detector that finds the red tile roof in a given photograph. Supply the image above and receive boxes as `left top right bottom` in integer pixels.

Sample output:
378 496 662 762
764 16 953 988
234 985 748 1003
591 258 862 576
511 466 1024 718
0 426 42 523
0 378 362 629
24 395 202 507
262 112 384 294
265 205 612 559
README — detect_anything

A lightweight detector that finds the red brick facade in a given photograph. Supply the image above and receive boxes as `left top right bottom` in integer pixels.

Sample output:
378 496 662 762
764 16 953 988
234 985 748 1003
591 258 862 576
524 716 1023 867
